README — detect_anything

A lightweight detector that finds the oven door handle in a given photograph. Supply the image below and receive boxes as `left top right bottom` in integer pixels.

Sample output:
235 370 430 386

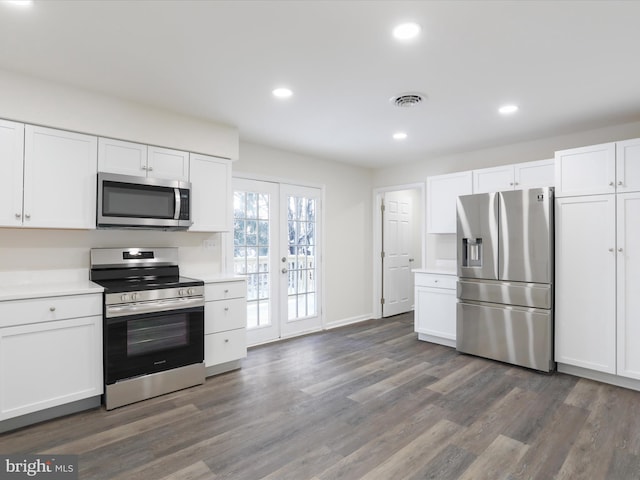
106 296 205 318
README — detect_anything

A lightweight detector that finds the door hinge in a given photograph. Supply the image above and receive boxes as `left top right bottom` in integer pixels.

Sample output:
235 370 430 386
381 251 385 259
380 297 385 305
381 203 386 213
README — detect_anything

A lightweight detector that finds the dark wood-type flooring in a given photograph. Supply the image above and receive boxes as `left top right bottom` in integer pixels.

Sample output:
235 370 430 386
2 313 640 479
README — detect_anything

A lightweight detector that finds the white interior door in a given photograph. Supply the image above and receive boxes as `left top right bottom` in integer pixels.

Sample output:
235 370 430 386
382 190 413 317
233 179 323 345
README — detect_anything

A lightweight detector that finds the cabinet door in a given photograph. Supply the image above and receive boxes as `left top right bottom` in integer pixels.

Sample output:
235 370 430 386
23 125 97 229
0 119 25 227
415 284 457 346
426 171 472 233
513 159 555 188
0 316 103 421
98 137 147 177
617 192 640 379
189 153 232 232
555 195 616 373
616 138 640 193
555 142 616 197
472 165 515 194
147 145 189 181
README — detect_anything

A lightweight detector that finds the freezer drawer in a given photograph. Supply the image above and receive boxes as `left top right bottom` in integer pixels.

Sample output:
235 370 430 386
457 279 551 309
457 301 554 372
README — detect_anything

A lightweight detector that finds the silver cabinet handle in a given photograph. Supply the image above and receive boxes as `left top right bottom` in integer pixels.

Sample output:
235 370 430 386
609 248 614 252
224 338 229 343
141 165 147 170
224 307 229 311
25 213 30 219
282 268 288 274
281 257 287 263
618 181 623 186
15 213 21 219
609 181 615 186
49 306 56 312
509 182 514 186
147 165 153 171
224 289 229 293
619 248 624 252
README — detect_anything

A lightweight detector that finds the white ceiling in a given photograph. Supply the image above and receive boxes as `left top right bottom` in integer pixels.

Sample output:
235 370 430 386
1 0 640 168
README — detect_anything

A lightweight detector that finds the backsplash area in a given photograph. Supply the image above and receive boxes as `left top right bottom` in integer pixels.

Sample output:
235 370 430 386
0 228 224 277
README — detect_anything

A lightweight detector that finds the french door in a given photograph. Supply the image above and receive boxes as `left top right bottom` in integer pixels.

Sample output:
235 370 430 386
232 178 323 346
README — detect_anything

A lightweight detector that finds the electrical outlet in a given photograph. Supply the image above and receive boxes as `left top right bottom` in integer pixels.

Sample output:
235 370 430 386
203 239 216 250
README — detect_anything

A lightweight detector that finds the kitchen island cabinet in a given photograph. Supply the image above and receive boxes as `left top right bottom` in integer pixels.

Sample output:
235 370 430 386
203 277 247 376
0 289 103 433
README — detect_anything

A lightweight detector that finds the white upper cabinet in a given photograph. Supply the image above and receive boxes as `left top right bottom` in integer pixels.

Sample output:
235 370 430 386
426 171 472 234
513 158 555 189
98 138 189 182
555 142 616 197
472 165 515 193
98 137 147 177
616 138 640 194
147 145 189 182
0 119 25 228
473 159 555 194
189 153 232 232
23 126 97 229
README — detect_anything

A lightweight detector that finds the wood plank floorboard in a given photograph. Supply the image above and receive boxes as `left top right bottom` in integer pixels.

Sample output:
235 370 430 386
1 312 639 479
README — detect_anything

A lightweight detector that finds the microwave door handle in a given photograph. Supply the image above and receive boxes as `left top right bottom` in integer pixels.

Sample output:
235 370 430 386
174 188 181 220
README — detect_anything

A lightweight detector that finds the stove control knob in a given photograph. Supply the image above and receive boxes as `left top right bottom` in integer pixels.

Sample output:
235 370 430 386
188 288 195 295
131 293 139 301
178 289 185 296
121 294 129 302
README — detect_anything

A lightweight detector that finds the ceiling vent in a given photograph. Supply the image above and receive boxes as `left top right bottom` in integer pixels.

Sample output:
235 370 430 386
391 93 426 108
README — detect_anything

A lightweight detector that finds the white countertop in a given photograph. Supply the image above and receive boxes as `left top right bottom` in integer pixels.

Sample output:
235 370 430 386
188 273 246 283
0 269 103 301
413 268 457 276
0 280 103 302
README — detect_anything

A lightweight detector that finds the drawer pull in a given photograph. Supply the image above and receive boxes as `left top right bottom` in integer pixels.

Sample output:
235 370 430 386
49 307 56 312
224 307 229 312
224 289 229 293
224 338 229 343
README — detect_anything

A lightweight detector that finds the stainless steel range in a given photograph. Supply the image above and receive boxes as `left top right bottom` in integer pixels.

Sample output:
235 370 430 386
90 247 205 410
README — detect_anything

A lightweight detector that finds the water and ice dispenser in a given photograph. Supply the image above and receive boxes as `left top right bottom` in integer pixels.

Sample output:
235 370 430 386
462 238 483 267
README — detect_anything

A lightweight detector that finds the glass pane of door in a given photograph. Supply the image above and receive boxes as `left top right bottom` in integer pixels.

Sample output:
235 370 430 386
280 184 322 337
233 179 280 345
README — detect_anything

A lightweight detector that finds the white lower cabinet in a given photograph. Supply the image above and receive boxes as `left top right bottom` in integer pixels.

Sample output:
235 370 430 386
0 294 103 422
204 279 247 374
414 272 457 347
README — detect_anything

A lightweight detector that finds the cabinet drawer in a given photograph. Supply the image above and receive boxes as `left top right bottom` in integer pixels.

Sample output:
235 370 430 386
205 297 246 334
205 329 247 367
414 273 456 290
0 294 102 328
205 281 246 301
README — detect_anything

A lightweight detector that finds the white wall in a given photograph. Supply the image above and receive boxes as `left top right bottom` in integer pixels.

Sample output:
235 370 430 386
373 119 640 187
0 69 239 277
235 142 374 328
0 68 239 159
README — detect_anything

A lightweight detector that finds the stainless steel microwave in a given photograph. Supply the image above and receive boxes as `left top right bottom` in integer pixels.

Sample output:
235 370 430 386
97 172 192 230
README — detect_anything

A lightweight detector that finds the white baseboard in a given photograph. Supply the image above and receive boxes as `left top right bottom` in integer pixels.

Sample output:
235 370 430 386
557 363 640 392
325 313 373 330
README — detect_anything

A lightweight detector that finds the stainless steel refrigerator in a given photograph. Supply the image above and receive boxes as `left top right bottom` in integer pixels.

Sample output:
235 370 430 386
456 187 554 372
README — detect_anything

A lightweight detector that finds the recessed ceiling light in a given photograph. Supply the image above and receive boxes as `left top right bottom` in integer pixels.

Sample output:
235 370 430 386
499 104 519 115
393 132 408 141
393 22 421 41
272 87 293 99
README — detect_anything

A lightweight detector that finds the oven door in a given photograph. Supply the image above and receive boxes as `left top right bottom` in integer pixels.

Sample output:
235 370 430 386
104 302 204 385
